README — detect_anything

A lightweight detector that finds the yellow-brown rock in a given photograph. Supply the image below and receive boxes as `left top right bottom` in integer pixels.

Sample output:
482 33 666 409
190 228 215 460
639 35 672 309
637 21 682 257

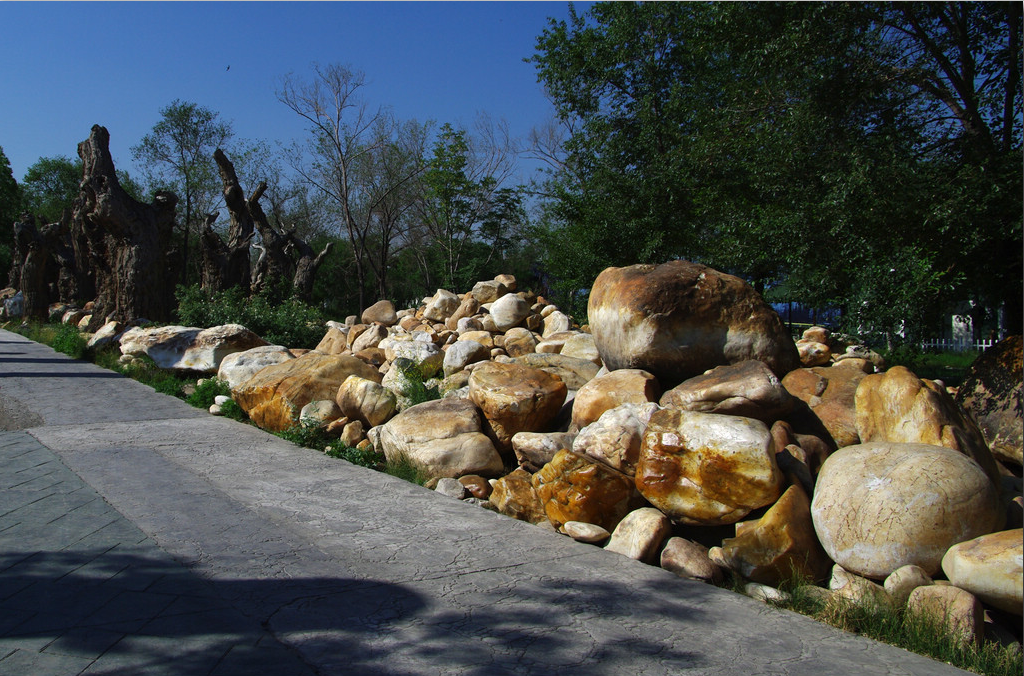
635 409 783 526
855 366 1000 486
315 326 350 355
941 529 1023 615
811 442 1002 579
782 365 867 449
660 360 794 424
711 484 831 586
336 375 398 428
531 449 635 531
469 361 567 454
232 352 382 432
907 585 983 647
955 336 1023 466
513 353 600 391
490 468 549 524
571 368 661 431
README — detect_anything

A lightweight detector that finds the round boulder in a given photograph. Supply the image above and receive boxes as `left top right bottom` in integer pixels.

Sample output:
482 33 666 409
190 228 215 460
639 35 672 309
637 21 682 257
811 442 1002 579
588 261 799 387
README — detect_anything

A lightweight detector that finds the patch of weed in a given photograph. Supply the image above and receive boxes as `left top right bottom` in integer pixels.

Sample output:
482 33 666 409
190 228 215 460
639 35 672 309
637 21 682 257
275 421 334 452
50 323 89 359
327 444 385 470
186 378 232 410
382 453 431 486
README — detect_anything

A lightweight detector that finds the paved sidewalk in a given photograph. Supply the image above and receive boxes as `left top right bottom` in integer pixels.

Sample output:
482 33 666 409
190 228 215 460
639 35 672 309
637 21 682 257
0 329 971 675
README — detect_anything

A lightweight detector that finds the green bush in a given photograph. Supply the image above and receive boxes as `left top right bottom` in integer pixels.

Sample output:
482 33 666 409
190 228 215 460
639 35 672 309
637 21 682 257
394 359 441 408
175 284 327 349
50 323 88 359
274 421 334 452
186 378 232 410
327 444 385 469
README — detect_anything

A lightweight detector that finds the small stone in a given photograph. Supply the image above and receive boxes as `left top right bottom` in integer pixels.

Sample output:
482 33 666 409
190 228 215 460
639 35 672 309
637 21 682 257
435 477 468 499
907 585 984 647
562 521 611 544
604 507 672 563
745 583 791 604
884 565 934 606
829 565 892 608
660 538 724 583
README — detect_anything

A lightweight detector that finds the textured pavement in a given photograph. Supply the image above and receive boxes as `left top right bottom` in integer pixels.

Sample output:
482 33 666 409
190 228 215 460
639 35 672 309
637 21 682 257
0 328 971 675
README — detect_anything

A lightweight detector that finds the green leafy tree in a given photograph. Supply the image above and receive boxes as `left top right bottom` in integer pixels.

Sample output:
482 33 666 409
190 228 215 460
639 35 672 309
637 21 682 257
131 100 234 285
0 146 22 279
21 156 81 224
531 1 1022 340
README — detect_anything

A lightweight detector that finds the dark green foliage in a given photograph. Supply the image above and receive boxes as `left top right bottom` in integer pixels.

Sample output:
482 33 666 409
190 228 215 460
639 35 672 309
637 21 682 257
0 146 20 275
175 284 326 349
50 322 88 360
326 444 385 470
531 2 1022 339
186 378 232 409
274 422 334 453
394 358 440 408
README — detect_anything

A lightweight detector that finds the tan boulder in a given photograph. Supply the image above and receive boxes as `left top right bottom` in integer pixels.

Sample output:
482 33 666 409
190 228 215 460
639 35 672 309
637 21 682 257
571 369 661 431
782 365 867 449
636 409 783 526
884 565 934 606
86 320 123 350
232 352 382 432
442 339 491 377
660 538 724 583
797 341 832 367
660 360 794 424
336 375 398 428
810 442 1002 579
542 310 572 338
560 333 601 366
470 280 508 304
604 507 672 563
120 324 268 373
830 565 892 607
217 344 295 390
350 323 388 352
532 449 635 531
298 399 343 427
907 585 983 647
361 299 398 326
489 468 549 524
458 330 494 349
511 431 576 473
315 326 350 355
572 402 660 476
488 293 530 331
941 529 1023 615
587 261 800 387
503 327 539 358
513 352 600 390
447 297 481 329
955 335 1023 466
422 289 460 322
709 484 831 586
469 362 567 454
855 366 1000 485
374 398 504 479
801 326 831 345
562 521 611 544
536 330 576 354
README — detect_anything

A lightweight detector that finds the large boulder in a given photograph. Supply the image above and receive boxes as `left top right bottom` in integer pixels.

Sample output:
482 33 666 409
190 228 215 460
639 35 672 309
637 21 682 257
531 449 636 532
469 362 567 455
232 352 381 432
709 484 831 586
374 398 504 479
636 409 783 526
572 402 660 476
513 352 601 391
782 364 869 449
660 360 794 424
361 299 398 326
442 339 491 377
336 375 398 428
217 345 295 390
855 366 1000 486
488 293 531 331
588 261 799 387
941 529 1023 616
571 368 661 431
955 336 1023 467
120 324 268 373
811 442 1002 579
422 289 460 322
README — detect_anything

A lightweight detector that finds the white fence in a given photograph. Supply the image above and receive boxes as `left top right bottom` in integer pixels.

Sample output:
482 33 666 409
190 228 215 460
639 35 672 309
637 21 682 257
919 338 995 353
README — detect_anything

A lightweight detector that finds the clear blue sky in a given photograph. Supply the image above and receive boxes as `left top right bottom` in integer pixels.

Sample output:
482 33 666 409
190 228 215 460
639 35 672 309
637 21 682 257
1 1 586 184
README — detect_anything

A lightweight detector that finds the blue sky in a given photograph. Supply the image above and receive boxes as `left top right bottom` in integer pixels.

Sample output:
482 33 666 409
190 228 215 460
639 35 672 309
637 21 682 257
1 1 586 184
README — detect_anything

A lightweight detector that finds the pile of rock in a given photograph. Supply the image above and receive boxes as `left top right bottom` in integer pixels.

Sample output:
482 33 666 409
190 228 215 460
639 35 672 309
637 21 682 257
72 260 1023 650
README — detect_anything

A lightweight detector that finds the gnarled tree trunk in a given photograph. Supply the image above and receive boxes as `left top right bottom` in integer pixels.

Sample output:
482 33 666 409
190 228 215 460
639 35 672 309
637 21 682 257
74 125 178 330
200 149 255 293
289 234 333 302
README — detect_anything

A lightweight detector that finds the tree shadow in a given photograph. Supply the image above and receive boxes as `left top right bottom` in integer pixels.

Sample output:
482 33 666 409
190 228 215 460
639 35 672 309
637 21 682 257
0 549 710 675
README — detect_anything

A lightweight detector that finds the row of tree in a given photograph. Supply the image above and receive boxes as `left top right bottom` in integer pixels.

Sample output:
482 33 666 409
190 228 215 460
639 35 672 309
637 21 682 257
529 1 1022 342
0 71 535 321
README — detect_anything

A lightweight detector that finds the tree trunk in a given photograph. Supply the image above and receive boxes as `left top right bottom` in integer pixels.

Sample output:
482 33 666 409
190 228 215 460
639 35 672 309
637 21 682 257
12 216 49 318
74 125 178 330
289 235 332 302
199 148 255 293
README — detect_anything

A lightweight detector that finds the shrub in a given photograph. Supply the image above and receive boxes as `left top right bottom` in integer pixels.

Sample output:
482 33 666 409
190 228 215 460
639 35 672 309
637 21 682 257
327 444 385 470
274 421 334 452
175 284 327 349
186 378 232 410
50 323 88 360
395 359 441 408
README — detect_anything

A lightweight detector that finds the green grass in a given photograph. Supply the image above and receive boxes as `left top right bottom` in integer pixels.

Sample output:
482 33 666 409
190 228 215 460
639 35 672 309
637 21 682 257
881 345 979 387
747 571 1023 676
382 453 431 486
326 444 385 469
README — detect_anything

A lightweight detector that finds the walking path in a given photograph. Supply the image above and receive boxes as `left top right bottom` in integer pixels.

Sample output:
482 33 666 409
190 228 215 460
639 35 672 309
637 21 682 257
0 328 970 675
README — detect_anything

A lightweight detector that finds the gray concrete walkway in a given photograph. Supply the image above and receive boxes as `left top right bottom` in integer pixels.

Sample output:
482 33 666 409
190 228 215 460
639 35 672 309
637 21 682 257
0 328 970 675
